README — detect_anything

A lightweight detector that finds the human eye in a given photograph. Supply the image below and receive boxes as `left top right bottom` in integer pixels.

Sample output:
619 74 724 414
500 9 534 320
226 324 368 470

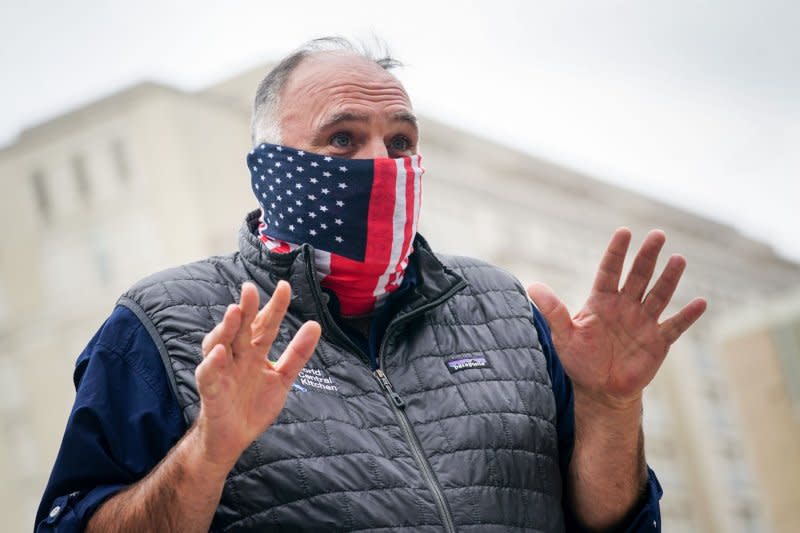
329 132 352 148
389 135 411 152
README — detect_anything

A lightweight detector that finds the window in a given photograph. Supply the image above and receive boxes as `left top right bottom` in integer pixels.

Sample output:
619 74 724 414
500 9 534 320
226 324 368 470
773 317 800 416
703 381 722 404
0 357 25 411
31 170 50 219
72 153 90 203
111 138 130 183
0 284 6 331
89 231 113 285
733 501 760 533
719 438 741 461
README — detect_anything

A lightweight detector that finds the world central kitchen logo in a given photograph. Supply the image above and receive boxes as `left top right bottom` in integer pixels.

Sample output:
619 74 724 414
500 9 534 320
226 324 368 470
293 366 339 393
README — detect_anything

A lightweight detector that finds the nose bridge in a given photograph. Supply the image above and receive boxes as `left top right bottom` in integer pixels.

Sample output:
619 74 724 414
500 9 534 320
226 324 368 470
360 135 390 159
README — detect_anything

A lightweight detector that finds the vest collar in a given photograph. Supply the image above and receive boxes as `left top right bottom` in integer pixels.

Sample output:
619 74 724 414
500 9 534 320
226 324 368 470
237 210 466 325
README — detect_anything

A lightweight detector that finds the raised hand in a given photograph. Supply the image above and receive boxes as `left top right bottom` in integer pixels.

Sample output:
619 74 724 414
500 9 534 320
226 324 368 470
195 280 321 470
527 228 707 409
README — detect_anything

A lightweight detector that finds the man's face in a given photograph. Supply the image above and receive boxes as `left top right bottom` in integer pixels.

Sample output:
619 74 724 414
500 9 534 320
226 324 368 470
277 52 418 160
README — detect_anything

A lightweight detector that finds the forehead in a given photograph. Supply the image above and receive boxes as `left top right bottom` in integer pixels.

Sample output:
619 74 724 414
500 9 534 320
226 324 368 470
279 52 412 122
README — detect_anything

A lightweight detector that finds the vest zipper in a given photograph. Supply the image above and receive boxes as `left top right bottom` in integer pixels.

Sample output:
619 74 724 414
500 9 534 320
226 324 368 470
373 369 457 533
305 244 465 532
372 279 466 533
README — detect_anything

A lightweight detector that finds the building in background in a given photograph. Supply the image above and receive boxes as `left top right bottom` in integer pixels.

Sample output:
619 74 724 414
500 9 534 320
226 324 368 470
1 64 798 533
713 291 800 533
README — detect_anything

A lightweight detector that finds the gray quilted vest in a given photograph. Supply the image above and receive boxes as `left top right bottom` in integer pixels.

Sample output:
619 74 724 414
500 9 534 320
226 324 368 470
119 212 564 532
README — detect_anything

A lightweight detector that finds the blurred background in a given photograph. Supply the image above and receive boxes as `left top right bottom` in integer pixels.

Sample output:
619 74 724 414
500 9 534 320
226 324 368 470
1 1 798 531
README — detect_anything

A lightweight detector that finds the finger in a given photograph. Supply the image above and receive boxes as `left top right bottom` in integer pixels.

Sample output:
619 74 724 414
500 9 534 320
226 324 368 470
196 343 231 401
274 321 322 386
642 254 687 319
592 228 632 294
527 282 573 345
201 304 241 357
621 229 666 301
251 281 292 350
231 282 261 355
660 298 707 344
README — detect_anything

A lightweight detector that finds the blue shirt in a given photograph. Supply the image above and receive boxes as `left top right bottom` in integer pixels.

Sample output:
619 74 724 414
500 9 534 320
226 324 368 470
36 265 662 531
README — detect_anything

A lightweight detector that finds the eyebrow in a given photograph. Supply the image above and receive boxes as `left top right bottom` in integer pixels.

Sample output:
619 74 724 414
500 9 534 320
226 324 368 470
391 111 418 129
312 110 419 144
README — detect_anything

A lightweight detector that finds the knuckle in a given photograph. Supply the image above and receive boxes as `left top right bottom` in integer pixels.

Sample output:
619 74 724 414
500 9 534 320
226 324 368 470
201 334 215 353
252 332 276 349
647 292 664 309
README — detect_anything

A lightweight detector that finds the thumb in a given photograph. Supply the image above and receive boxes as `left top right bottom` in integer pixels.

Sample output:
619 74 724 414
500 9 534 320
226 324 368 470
274 321 322 386
196 344 229 402
527 282 573 344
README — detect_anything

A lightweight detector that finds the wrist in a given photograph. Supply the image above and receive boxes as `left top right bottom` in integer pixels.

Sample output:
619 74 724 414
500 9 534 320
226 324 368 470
184 423 239 480
573 382 642 411
569 391 648 529
573 388 642 442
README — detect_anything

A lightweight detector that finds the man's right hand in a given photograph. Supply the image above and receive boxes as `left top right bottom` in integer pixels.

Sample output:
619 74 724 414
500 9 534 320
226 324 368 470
195 280 321 472
87 281 320 533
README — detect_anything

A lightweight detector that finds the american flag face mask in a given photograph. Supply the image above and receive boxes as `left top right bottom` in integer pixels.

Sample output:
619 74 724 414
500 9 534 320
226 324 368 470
247 143 424 317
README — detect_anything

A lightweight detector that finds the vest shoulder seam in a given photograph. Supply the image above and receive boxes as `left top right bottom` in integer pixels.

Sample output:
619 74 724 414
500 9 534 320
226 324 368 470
116 295 182 418
122 253 238 294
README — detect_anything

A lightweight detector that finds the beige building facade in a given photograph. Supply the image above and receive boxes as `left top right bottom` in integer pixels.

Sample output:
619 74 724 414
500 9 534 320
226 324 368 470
1 65 799 532
714 292 800 533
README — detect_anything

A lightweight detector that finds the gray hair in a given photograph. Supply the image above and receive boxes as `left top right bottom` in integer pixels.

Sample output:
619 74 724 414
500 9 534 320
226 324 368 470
251 36 403 146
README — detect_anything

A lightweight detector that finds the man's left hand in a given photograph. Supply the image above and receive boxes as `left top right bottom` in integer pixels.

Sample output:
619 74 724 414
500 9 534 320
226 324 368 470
527 228 707 410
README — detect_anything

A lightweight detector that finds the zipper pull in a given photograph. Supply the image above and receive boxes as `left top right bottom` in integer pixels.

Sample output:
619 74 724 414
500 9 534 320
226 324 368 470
374 369 406 409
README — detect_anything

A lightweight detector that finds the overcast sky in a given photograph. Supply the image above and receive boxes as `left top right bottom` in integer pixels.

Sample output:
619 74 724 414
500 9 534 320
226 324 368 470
2 1 797 261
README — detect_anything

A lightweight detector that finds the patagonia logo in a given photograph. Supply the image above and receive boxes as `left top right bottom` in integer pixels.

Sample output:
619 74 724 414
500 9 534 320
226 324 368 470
294 366 339 393
446 356 491 373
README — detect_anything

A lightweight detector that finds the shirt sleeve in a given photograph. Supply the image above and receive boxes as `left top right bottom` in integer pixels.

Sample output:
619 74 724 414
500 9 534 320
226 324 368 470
35 305 186 532
531 304 664 532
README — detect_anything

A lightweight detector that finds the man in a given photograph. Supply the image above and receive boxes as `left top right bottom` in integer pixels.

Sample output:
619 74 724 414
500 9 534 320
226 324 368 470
37 38 706 532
